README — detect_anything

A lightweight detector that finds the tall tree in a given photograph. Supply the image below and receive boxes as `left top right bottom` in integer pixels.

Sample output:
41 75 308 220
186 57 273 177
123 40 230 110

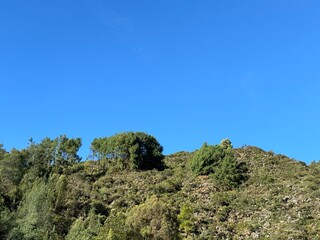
55 135 82 168
26 138 57 178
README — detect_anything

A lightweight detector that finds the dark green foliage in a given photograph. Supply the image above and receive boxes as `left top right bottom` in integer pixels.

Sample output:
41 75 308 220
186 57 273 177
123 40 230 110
0 209 14 239
25 138 57 178
0 150 26 187
190 143 224 175
0 149 26 208
190 139 247 189
91 132 164 170
25 135 82 177
55 135 82 166
212 156 248 189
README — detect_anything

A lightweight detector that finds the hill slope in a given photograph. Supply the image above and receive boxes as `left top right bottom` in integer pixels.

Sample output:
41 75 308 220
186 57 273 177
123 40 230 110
0 143 320 239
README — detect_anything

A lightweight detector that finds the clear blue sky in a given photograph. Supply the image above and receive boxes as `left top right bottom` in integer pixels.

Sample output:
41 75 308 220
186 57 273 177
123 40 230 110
1 0 319 163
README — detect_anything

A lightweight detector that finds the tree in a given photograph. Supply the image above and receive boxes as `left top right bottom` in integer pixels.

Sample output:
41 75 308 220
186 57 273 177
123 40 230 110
91 132 164 171
24 136 82 176
55 135 82 169
25 138 57 178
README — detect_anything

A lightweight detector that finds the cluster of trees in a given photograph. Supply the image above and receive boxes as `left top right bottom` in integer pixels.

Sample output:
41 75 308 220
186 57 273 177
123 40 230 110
0 132 251 239
91 132 164 171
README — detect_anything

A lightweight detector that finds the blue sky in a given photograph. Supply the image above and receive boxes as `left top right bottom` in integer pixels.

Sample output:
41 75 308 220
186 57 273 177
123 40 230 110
1 0 319 163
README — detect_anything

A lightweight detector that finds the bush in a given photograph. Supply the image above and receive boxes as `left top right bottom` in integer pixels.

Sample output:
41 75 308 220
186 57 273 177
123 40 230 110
190 139 247 188
190 143 224 175
126 195 180 239
212 156 248 189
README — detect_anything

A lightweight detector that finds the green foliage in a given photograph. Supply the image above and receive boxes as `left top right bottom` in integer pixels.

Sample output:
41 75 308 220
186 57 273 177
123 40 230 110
154 179 180 194
220 138 233 150
0 209 14 239
65 218 91 240
212 155 247 189
190 143 223 175
65 207 103 240
54 135 82 172
190 139 247 188
25 135 82 177
96 212 128 240
126 195 180 239
178 204 195 236
13 179 56 240
0 149 26 208
26 138 57 178
0 150 25 187
54 174 68 210
189 139 234 175
91 132 164 171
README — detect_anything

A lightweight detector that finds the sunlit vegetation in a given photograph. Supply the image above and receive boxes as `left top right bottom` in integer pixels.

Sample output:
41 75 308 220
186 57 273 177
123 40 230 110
0 132 319 239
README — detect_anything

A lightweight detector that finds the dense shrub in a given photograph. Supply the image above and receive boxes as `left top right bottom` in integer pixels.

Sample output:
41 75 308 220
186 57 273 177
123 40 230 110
126 195 180 239
190 139 233 175
190 139 247 188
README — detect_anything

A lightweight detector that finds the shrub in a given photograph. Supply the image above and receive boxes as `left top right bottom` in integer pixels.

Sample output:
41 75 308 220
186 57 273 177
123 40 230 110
190 143 224 175
190 139 247 188
126 195 180 239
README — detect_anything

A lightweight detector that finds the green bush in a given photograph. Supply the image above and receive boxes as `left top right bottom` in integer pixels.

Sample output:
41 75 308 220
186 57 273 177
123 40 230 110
190 139 247 188
126 195 180 239
190 143 224 175
212 156 247 189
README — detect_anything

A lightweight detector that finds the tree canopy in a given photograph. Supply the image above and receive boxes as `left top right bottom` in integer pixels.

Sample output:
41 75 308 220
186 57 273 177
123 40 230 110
91 132 164 170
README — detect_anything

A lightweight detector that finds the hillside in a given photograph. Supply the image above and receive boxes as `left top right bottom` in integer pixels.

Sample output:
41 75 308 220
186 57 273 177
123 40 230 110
0 135 320 239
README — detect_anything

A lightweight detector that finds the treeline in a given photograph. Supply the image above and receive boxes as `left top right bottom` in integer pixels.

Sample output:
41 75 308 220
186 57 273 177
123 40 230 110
1 131 318 239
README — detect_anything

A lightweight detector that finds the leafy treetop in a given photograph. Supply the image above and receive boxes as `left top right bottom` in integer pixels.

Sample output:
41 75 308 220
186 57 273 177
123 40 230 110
91 132 164 170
